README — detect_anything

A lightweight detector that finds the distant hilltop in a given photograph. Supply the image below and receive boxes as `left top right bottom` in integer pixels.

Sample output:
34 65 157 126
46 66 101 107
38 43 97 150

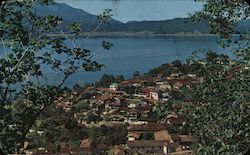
37 3 250 34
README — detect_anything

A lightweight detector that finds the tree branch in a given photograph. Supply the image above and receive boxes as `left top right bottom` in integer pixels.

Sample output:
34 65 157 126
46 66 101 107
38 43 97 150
57 73 71 88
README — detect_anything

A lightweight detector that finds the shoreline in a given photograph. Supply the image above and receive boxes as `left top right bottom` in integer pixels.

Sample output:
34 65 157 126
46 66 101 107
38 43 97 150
46 32 221 38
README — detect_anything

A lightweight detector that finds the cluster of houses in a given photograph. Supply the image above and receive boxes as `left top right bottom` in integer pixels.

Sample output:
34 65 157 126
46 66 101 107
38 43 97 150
27 64 200 154
126 122 194 154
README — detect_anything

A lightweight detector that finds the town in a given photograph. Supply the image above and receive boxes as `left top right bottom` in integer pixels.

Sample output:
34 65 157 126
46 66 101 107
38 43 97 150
24 60 202 155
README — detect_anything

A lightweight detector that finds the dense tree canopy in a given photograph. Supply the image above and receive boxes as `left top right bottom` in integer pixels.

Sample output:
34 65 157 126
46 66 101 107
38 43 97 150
95 74 124 87
180 0 250 154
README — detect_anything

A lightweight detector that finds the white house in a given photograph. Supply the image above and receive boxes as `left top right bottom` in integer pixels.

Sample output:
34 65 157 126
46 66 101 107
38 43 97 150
128 103 136 108
109 83 119 91
150 91 159 101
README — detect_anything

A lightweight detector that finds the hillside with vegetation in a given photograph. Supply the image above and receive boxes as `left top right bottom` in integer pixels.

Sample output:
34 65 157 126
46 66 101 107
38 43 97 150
0 0 249 155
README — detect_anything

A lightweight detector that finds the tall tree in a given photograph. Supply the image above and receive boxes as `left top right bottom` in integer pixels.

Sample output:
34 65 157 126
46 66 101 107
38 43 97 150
181 0 250 154
0 0 112 153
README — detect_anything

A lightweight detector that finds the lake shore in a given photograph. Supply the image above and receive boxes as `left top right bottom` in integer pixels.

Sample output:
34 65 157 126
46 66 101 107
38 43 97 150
46 32 221 38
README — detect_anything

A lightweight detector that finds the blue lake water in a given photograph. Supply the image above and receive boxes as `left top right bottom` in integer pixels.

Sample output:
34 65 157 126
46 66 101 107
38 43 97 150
0 36 227 87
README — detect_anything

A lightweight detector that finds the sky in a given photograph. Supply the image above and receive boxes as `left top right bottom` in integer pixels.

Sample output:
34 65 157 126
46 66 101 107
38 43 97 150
56 0 203 23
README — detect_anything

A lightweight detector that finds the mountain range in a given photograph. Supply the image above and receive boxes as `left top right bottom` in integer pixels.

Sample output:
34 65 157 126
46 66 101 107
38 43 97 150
36 3 249 34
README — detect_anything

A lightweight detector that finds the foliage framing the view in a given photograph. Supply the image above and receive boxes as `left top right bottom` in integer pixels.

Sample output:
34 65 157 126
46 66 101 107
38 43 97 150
180 0 250 154
0 0 112 153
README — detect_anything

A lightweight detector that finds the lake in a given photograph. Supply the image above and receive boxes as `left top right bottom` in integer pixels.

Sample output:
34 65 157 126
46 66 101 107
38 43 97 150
0 36 227 87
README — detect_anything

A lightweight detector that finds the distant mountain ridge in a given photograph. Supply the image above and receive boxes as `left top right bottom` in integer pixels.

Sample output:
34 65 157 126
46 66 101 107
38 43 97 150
36 3 122 31
36 3 249 34
99 18 210 34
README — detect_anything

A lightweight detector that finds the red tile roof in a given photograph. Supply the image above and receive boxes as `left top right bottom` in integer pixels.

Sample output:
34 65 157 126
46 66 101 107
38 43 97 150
128 123 166 132
127 140 168 147
80 138 92 150
179 135 194 143
154 130 171 142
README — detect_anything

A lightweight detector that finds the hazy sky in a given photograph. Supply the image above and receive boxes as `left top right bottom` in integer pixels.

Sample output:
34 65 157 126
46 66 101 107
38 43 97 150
56 0 203 23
